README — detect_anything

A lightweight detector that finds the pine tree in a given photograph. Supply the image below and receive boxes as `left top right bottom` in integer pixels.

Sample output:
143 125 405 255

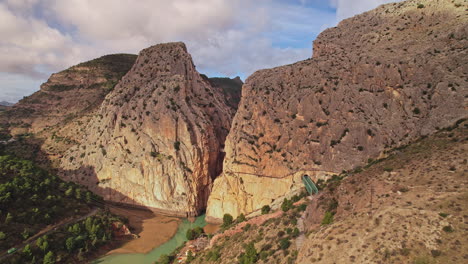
43 251 55 264
4 212 13 224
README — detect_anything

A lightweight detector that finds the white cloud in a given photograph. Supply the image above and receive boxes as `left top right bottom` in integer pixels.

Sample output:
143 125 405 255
330 0 404 22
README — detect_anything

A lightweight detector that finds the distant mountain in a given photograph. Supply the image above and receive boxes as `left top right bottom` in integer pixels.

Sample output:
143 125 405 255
0 101 13 106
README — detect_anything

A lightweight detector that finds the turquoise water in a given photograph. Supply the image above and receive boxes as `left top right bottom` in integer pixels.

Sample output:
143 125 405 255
94 215 207 264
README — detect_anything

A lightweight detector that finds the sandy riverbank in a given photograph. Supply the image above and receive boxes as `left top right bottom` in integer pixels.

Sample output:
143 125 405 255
105 206 181 255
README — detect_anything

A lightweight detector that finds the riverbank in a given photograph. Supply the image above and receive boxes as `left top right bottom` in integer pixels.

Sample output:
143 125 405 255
95 214 209 264
105 206 181 255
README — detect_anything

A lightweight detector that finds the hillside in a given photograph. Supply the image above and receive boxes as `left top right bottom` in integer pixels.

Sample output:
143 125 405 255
0 154 126 264
182 119 467 264
206 0 468 221
0 54 137 168
2 54 137 135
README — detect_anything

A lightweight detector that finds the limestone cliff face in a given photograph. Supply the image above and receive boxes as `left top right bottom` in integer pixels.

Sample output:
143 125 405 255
206 0 467 220
61 42 235 216
207 76 243 110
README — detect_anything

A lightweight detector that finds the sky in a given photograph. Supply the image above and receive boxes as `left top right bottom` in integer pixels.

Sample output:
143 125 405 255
0 0 402 103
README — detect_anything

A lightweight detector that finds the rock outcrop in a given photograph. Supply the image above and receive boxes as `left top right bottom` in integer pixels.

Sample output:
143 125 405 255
206 0 467 220
207 76 243 110
61 42 237 216
3 54 137 135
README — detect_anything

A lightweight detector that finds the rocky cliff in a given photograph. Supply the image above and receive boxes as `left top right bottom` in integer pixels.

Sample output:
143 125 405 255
206 0 467 221
61 42 237 216
3 54 137 135
207 76 243 110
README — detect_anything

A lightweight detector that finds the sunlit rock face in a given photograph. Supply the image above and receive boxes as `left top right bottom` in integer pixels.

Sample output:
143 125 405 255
206 0 467 221
61 42 237 216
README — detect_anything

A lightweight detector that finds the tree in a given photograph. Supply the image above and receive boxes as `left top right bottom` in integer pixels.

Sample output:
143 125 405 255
85 192 92 203
292 227 300 238
21 228 30 240
65 186 73 197
43 251 55 264
70 223 81 235
237 213 246 223
279 238 291 250
5 212 13 224
22 244 32 257
281 198 293 212
66 237 75 252
36 237 43 248
186 226 204 240
186 228 194 240
222 214 233 228
238 242 258 264
75 188 82 200
156 254 171 264
261 205 271 215
0 231 6 240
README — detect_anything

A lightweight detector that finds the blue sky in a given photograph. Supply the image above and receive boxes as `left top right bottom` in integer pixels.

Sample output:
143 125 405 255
0 0 400 103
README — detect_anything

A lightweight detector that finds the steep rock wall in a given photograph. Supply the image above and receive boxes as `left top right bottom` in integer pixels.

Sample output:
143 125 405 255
61 43 235 216
206 0 467 220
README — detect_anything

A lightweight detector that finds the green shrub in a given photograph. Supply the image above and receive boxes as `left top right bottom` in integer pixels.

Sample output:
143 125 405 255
238 242 258 264
279 238 291 250
222 214 233 228
155 254 171 264
417 4 425 8
186 226 204 240
43 251 55 264
442 225 454 232
281 198 294 212
321 212 334 225
237 213 247 223
261 205 271 215
206 248 221 261
438 213 449 218
297 204 307 212
292 227 300 237
174 141 180 151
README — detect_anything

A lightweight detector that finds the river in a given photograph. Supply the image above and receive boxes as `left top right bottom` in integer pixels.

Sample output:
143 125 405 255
94 215 208 264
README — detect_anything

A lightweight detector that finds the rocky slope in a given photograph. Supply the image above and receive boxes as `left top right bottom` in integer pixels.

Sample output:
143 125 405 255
207 76 243 110
297 120 467 264
186 120 467 264
206 0 467 221
61 42 237 216
2 54 137 135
